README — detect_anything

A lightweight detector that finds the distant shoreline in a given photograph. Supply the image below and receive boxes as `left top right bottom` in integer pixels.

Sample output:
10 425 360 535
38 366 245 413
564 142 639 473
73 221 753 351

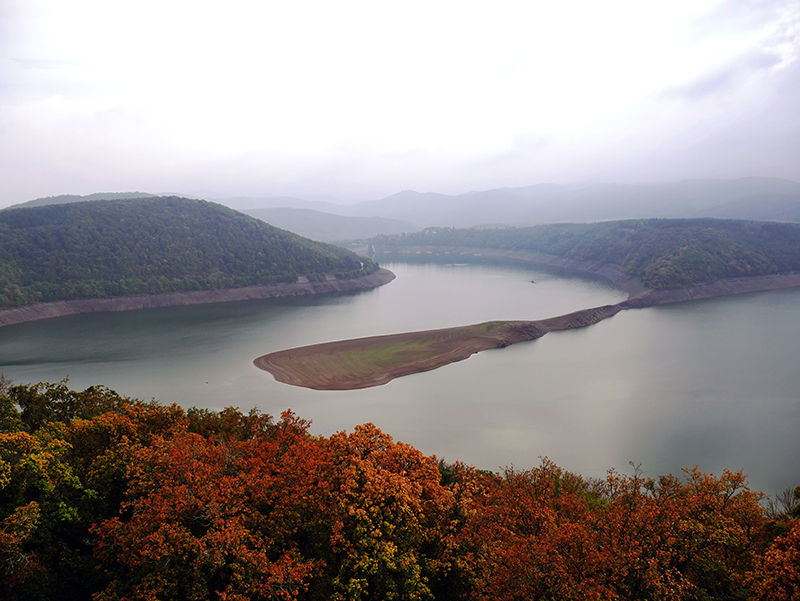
0 268 396 328
368 245 649 298
371 245 800 304
621 271 800 307
254 269 800 390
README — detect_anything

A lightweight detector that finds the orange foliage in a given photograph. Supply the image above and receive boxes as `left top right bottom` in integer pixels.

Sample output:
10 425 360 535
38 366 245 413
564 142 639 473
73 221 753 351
0 381 789 600
92 413 319 601
451 461 768 600
758 520 800 600
323 423 454 600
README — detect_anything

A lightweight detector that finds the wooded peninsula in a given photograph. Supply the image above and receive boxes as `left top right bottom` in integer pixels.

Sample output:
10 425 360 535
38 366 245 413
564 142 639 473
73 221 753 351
370 218 800 289
0 197 380 311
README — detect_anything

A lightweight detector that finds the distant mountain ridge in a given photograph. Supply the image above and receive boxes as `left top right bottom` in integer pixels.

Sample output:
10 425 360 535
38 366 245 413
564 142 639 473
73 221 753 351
218 177 800 231
344 177 800 227
10 177 800 241
243 208 421 242
0 197 378 308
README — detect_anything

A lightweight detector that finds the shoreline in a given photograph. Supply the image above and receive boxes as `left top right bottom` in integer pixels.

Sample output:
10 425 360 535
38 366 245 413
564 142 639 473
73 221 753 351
254 270 800 390
368 244 649 298
621 271 800 308
254 305 623 391
0 268 396 328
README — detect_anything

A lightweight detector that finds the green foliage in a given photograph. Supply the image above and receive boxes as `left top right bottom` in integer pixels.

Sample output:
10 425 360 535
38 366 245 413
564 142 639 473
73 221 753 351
9 379 125 432
0 197 378 308
372 219 800 289
186 405 277 441
0 381 189 601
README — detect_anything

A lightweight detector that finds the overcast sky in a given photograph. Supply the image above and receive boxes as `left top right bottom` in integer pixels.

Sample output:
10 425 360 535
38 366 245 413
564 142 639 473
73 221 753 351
1 0 798 206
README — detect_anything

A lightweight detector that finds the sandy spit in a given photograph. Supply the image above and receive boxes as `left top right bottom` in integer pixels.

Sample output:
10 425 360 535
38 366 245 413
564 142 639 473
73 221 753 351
253 305 624 390
254 269 800 391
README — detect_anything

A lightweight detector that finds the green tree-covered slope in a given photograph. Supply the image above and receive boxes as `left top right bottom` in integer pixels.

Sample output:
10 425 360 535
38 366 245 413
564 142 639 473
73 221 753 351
371 218 800 289
0 197 377 308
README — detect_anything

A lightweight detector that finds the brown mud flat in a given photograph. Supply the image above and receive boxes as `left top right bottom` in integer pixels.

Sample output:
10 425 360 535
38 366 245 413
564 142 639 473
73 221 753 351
255 270 800 391
0 269 396 328
254 305 622 390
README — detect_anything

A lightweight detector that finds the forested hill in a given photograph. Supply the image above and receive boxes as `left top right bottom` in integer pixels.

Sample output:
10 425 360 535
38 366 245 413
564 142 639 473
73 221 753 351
370 219 800 289
0 197 377 308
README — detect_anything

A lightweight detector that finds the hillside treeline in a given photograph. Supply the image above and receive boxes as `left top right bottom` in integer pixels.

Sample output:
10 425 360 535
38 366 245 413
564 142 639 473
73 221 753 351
1 379 798 600
371 219 800 288
0 197 377 308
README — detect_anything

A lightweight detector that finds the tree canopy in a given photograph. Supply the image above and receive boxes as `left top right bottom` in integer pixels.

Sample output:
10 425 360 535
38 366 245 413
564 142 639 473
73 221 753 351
371 219 800 288
1 379 798 600
0 197 377 308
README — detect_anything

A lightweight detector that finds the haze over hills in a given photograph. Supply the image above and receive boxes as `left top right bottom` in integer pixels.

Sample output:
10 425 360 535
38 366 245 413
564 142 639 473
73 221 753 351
695 193 800 222
9 178 800 243
242 208 421 242
343 177 800 227
219 177 800 231
213 195 350 213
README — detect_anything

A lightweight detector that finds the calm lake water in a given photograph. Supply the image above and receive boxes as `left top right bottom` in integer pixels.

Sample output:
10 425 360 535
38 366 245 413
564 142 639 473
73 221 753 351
1 259 798 495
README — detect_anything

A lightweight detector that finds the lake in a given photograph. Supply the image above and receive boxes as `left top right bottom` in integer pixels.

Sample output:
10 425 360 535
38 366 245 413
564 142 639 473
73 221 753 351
1 258 798 496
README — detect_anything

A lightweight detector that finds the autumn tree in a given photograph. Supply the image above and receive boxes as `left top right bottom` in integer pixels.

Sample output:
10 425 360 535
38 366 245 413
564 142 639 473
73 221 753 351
758 519 800 600
450 461 768 600
92 412 319 601
319 423 455 601
453 459 614 601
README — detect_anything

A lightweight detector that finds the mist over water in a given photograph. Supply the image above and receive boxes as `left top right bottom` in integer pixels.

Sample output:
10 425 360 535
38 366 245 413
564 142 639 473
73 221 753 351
1 260 798 495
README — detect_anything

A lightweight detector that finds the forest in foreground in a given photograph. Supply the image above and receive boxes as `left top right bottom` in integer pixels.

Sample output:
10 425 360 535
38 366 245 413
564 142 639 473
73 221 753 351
370 219 800 289
1 378 798 601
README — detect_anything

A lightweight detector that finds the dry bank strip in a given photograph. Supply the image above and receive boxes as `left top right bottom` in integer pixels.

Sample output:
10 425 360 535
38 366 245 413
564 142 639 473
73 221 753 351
254 263 800 390
0 269 396 328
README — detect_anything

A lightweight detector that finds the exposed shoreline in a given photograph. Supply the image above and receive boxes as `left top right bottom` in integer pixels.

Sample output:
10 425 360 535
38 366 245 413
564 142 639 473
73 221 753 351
0 268 396 328
621 271 800 307
254 305 623 390
254 268 800 390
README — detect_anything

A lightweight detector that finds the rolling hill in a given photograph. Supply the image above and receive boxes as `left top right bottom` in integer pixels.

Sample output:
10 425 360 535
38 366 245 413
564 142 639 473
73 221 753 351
369 218 800 289
4 192 160 210
0 197 378 308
